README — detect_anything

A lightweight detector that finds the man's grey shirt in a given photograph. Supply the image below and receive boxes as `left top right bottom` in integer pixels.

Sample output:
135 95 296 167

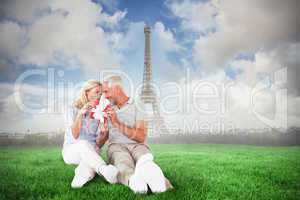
108 97 147 144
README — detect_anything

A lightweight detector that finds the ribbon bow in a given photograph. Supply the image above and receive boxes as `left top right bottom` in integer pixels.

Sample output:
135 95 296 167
90 95 111 123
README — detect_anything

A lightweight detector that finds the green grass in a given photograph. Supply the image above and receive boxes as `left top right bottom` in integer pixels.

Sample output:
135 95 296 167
0 144 300 200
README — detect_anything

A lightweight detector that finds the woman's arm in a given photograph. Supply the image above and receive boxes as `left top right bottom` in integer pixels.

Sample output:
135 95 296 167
71 113 83 139
71 103 91 139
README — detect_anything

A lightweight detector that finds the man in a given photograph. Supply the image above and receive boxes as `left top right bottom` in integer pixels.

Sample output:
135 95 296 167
100 75 173 193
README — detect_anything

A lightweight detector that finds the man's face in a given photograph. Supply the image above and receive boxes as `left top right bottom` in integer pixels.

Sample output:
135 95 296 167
102 82 115 104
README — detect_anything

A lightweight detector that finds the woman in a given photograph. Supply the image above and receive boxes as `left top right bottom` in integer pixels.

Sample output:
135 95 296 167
62 80 118 188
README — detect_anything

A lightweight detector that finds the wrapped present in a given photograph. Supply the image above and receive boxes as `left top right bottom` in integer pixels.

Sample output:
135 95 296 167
90 95 111 123
89 98 99 119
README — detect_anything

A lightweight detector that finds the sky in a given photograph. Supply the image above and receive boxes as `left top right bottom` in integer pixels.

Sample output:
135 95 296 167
0 0 300 133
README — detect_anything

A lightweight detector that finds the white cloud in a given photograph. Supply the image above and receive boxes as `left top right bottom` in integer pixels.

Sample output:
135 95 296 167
166 0 217 32
163 0 300 130
0 0 48 23
154 22 183 52
193 0 300 69
162 73 292 131
0 0 126 72
1 0 300 132
0 22 25 58
94 0 119 11
100 10 127 28
0 82 81 133
168 0 300 70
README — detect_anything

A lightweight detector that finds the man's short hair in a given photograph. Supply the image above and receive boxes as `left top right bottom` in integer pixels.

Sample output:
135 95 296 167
104 75 123 88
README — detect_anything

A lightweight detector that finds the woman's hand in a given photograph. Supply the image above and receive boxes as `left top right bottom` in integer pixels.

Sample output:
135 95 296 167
79 102 93 116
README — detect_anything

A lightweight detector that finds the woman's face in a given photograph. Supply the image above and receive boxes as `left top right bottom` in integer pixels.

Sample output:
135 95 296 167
86 85 101 102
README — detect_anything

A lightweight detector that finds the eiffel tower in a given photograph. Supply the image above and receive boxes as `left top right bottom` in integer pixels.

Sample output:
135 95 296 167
140 25 168 137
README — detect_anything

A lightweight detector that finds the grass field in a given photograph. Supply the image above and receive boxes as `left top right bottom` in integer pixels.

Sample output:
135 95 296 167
0 144 300 200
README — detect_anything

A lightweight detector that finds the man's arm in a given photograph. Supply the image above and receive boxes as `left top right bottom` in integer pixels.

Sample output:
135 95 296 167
107 107 148 143
114 120 147 143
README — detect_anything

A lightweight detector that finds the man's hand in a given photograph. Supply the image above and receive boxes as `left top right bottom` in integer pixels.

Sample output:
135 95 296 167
96 121 109 148
107 108 119 126
96 130 108 148
107 107 147 143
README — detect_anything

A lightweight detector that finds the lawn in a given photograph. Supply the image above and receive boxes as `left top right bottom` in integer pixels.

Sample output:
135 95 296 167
0 144 300 200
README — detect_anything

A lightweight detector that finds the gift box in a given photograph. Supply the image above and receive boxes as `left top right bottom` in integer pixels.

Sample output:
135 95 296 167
90 95 111 123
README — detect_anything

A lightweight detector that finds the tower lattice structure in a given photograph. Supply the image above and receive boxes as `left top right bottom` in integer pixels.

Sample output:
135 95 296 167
140 25 168 136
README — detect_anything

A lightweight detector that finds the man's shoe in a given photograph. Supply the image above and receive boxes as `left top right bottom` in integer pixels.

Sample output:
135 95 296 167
129 173 148 194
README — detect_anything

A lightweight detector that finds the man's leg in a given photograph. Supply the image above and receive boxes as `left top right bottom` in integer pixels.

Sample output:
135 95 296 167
129 144 173 192
107 143 148 193
107 143 135 185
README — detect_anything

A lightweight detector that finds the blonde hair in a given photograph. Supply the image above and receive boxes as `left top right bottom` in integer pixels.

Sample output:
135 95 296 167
73 79 102 109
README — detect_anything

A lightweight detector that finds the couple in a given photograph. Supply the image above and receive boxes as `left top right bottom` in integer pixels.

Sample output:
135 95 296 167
62 76 173 193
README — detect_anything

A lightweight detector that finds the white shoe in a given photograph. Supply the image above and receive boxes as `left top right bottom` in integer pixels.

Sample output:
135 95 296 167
135 153 167 193
139 162 167 193
71 174 92 188
98 164 119 184
71 164 94 188
129 173 148 194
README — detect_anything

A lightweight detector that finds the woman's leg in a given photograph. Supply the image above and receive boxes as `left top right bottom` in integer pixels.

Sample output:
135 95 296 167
62 142 96 188
63 140 118 187
62 140 107 170
62 143 81 165
75 140 106 171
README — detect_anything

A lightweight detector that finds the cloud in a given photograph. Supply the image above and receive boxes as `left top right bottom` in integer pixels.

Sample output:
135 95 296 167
0 81 81 133
163 0 300 130
0 0 49 23
0 0 126 73
154 22 183 52
166 0 217 33
94 0 119 12
193 0 300 69
231 43 300 96
167 0 300 70
162 71 292 131
0 21 25 58
100 10 127 28
1 0 300 132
